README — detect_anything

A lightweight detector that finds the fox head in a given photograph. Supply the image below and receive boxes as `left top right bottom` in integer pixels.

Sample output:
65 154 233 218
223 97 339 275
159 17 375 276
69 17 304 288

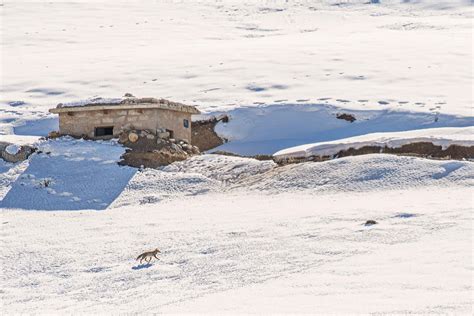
154 248 161 254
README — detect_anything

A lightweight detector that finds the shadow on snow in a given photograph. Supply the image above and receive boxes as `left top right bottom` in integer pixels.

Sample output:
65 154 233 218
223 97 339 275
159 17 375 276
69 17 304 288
0 138 136 211
211 103 474 156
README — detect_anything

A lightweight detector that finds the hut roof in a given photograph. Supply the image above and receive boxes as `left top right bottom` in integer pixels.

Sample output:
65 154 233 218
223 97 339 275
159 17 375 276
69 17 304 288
49 97 200 114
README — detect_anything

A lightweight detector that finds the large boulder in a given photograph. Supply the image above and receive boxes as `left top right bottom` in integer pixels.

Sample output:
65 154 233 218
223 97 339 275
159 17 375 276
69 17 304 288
0 142 36 163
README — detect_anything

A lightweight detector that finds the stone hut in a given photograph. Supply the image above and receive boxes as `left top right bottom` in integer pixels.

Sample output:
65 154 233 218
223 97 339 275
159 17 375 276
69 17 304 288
49 97 200 143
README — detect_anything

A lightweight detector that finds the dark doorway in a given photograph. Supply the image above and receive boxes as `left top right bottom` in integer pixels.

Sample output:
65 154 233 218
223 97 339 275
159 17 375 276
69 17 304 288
95 126 114 137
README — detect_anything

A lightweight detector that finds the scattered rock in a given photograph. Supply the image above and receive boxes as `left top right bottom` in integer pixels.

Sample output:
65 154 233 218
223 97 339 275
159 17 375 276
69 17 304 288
118 128 200 168
128 132 139 143
119 133 129 143
364 220 378 226
124 93 135 97
157 128 171 139
47 131 61 139
336 113 356 123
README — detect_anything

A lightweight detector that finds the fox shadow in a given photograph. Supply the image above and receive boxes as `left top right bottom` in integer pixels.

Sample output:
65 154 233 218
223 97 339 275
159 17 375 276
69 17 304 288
132 263 153 270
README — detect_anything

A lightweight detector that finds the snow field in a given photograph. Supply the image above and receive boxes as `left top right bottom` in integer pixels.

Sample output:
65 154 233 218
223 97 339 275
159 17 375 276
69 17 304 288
2 187 472 313
0 0 473 313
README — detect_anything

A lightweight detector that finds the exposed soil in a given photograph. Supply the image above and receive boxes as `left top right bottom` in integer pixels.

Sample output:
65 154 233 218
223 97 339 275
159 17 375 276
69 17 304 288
119 149 188 169
211 150 273 161
192 115 228 152
275 142 474 165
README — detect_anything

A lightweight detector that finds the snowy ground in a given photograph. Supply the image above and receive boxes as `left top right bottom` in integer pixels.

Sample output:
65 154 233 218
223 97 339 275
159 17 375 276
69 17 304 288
1 0 473 314
1 0 473 151
2 186 472 313
1 138 473 312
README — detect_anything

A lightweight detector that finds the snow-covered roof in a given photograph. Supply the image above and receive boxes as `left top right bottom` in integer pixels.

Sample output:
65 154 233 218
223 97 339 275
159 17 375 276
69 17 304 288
49 97 200 114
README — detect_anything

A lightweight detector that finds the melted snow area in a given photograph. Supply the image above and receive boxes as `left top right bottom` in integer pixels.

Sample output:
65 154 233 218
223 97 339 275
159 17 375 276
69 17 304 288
1 0 473 314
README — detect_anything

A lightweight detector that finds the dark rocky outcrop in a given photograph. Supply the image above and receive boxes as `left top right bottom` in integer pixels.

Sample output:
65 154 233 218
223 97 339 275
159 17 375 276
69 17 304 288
336 113 356 123
364 220 378 226
275 142 474 165
191 115 228 152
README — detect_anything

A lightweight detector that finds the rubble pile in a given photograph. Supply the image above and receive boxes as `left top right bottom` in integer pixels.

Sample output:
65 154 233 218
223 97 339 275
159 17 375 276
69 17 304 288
118 126 200 168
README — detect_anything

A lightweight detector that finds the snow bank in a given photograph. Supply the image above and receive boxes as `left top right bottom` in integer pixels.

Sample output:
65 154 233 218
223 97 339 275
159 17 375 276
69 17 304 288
273 126 474 161
113 153 474 207
244 154 474 193
212 104 473 155
0 135 41 146
1 137 472 210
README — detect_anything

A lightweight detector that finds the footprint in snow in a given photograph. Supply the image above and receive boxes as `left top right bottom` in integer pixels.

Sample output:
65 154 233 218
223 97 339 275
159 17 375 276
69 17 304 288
8 101 26 107
393 213 417 218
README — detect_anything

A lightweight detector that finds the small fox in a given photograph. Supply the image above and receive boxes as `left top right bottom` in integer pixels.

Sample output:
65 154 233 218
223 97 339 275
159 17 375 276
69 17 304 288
136 248 161 264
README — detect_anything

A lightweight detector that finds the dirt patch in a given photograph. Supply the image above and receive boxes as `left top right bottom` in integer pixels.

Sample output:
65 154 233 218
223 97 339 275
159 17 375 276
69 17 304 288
275 142 474 165
211 150 273 161
192 115 228 151
120 148 189 169
337 142 474 160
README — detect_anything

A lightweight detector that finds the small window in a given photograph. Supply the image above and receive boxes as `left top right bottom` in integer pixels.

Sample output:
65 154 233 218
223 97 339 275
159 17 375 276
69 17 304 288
95 126 114 137
183 119 189 128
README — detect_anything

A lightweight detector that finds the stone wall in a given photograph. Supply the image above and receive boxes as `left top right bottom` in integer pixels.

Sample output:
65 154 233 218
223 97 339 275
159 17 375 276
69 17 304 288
58 108 193 143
